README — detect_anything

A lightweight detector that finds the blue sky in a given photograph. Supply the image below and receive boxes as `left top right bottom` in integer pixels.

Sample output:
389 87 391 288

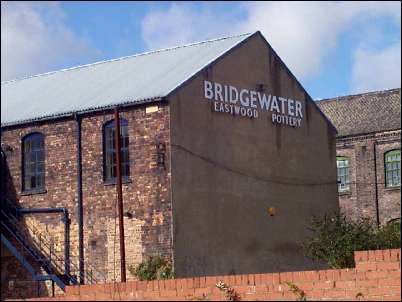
1 1 401 99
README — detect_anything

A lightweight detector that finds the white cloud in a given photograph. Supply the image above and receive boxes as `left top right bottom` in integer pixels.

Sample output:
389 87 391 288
1 1 100 81
141 3 242 50
140 1 400 87
350 42 401 93
244 1 400 79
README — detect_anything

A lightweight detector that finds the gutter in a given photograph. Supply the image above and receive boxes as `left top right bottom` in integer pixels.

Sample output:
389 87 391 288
1 97 164 129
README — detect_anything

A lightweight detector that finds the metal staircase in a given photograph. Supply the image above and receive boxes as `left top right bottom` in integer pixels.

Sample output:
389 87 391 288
1 199 77 290
1 198 107 292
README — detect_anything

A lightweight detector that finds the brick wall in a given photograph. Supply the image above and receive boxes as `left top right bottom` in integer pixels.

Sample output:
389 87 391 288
1 103 173 295
336 130 401 224
13 248 401 301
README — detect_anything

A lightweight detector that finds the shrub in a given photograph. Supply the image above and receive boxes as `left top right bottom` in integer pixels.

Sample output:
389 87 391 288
128 255 174 281
303 213 401 268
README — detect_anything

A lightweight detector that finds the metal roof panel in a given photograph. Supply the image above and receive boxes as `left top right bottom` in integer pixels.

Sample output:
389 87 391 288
1 32 254 126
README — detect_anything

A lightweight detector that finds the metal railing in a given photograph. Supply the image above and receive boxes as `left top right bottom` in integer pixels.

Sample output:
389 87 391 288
1 198 108 287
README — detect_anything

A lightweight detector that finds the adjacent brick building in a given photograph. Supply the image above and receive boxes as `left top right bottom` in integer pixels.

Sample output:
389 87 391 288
1 31 340 298
317 89 401 225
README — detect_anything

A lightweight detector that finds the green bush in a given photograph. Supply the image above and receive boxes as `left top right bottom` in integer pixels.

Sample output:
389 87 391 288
303 213 401 269
128 255 174 281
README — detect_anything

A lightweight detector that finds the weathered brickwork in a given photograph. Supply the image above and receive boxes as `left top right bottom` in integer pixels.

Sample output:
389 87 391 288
14 248 402 301
1 238 51 299
1 103 172 298
336 130 401 224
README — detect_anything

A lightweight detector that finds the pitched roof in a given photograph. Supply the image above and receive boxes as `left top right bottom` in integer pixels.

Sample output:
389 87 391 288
316 88 401 137
1 32 254 126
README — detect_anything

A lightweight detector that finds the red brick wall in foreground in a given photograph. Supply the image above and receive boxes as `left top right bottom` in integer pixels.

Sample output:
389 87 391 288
23 249 401 301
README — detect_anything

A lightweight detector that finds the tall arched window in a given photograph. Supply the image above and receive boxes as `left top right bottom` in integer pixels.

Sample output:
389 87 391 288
385 150 401 188
22 132 45 191
103 119 129 182
336 156 350 192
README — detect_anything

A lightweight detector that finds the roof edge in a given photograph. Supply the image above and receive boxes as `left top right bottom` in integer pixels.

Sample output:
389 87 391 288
1 32 254 85
1 97 164 128
255 31 338 134
317 87 401 103
336 128 401 139
164 31 256 99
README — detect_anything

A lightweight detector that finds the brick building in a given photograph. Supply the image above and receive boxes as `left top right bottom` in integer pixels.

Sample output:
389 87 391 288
317 88 401 225
1 31 340 299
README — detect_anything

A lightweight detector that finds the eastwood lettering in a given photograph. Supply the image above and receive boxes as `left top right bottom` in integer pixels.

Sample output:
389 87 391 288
204 80 303 127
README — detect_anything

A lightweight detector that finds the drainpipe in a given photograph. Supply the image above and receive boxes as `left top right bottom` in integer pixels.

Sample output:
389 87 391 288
74 114 84 284
114 107 126 282
19 208 70 276
373 142 380 227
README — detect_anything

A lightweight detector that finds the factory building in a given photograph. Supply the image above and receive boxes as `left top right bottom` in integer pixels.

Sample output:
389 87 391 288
1 31 338 299
317 89 401 225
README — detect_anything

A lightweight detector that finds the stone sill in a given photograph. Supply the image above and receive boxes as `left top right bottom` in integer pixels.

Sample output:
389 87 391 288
103 178 132 186
20 188 47 196
338 191 352 196
384 186 401 192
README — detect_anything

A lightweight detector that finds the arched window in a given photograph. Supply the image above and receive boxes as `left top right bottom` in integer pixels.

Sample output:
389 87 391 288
22 132 45 191
385 150 401 188
336 156 350 192
103 119 129 182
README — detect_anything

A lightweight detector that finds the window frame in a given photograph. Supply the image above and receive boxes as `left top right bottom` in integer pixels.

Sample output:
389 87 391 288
336 156 350 193
384 149 401 188
21 132 45 193
102 118 130 183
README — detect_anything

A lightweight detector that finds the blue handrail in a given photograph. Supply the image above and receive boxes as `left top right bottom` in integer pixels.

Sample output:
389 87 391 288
0 234 65 290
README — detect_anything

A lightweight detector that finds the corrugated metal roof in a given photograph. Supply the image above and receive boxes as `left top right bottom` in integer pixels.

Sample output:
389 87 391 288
1 32 254 126
316 88 401 137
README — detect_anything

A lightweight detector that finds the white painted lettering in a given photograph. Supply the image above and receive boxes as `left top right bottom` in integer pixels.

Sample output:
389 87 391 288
270 96 280 113
214 82 223 101
295 100 303 118
214 101 220 112
229 86 239 104
278 97 287 114
258 93 271 111
205 81 302 124
240 89 250 107
288 99 295 116
240 107 247 116
250 90 257 108
204 81 213 100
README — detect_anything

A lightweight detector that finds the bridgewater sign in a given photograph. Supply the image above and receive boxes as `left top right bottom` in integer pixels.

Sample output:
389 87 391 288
204 80 303 127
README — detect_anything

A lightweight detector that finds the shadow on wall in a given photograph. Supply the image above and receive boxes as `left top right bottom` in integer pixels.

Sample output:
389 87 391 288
0 148 51 299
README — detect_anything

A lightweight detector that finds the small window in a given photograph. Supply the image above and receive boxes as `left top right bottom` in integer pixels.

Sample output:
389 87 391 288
103 119 129 182
336 156 350 192
22 133 45 191
385 150 401 188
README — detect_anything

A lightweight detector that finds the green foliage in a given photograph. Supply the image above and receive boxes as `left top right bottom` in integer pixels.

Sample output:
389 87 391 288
303 213 401 269
284 281 307 301
128 255 174 281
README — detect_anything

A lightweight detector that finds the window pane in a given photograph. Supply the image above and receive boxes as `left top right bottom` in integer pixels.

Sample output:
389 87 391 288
385 150 401 187
36 175 43 188
104 119 130 181
336 157 350 192
24 176 31 190
23 133 45 191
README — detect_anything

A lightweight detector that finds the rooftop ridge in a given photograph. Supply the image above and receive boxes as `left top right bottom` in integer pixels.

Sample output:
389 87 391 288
317 88 401 103
1 32 254 85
